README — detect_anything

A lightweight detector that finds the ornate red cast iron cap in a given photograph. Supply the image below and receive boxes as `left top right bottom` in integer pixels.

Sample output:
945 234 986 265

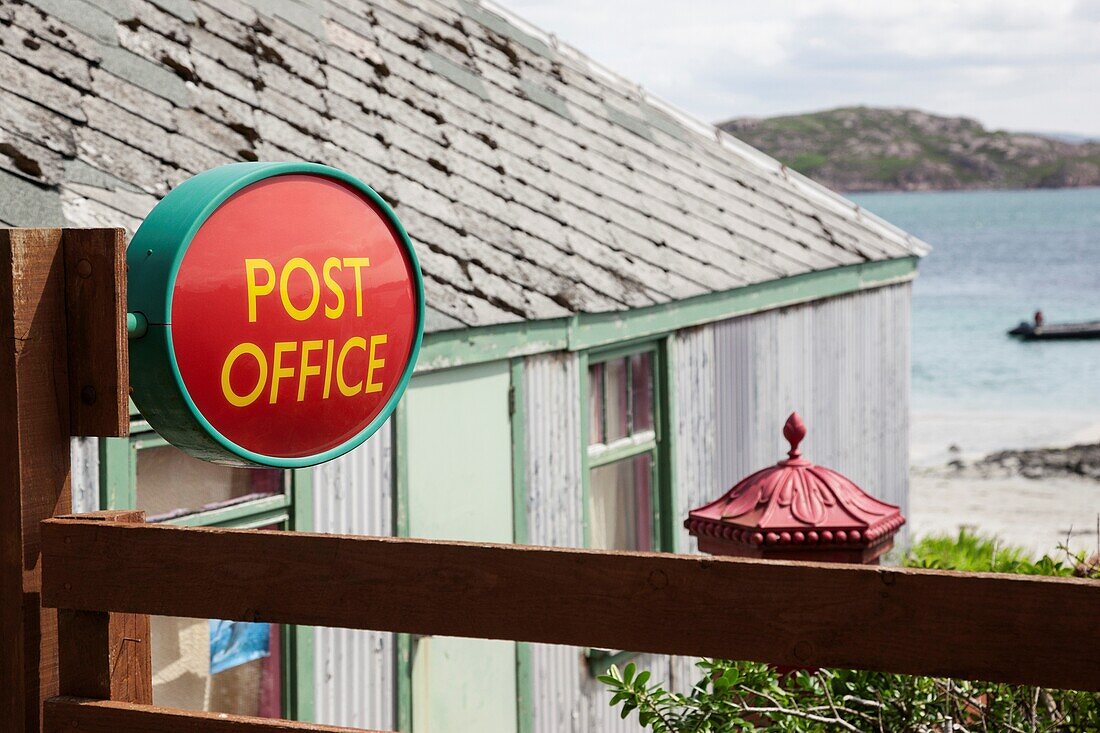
685 413 906 564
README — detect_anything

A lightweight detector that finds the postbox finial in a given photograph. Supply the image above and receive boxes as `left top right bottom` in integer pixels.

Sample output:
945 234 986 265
686 409 906 564
783 412 806 459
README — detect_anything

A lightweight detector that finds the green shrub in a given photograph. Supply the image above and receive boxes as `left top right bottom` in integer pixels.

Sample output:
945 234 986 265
599 533 1099 731
904 529 1094 577
790 153 827 175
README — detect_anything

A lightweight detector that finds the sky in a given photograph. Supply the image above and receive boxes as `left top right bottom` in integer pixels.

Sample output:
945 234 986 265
498 0 1100 137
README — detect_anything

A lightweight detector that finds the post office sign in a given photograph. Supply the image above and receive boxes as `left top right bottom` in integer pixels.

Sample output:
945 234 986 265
128 162 424 467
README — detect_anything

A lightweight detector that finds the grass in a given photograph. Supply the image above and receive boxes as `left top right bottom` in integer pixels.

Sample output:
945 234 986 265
904 529 1097 578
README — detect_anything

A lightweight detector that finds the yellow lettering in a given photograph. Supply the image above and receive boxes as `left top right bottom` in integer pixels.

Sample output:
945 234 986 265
323 338 334 398
297 340 323 401
336 336 366 396
365 334 387 394
279 257 320 321
269 341 296 403
245 259 275 323
221 343 267 407
322 257 345 319
343 257 371 317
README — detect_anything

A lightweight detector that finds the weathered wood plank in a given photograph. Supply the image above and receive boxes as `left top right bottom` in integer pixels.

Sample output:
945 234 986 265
41 519 1100 691
43 698 385 733
0 228 73 733
57 512 150 705
62 229 128 437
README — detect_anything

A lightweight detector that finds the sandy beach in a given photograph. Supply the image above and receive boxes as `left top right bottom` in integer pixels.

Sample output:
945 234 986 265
908 410 1100 558
910 409 1100 467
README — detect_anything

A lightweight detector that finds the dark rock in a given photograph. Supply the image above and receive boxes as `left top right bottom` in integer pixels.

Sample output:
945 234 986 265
976 442 1100 482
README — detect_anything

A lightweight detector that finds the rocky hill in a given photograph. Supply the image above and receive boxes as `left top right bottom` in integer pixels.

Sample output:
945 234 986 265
720 107 1100 192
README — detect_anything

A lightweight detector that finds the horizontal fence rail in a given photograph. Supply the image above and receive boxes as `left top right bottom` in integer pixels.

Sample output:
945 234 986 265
45 697 382 733
41 516 1100 692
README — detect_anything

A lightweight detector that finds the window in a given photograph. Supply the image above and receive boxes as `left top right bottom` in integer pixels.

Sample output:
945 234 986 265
133 442 284 523
584 347 665 552
583 344 670 673
100 415 312 719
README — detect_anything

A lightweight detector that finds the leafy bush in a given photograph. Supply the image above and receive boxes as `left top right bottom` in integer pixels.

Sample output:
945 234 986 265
599 533 1099 731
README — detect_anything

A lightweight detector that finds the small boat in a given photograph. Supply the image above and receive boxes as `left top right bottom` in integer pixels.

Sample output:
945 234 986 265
1008 320 1100 340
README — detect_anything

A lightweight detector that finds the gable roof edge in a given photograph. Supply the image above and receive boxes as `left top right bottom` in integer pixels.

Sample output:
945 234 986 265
476 0 931 259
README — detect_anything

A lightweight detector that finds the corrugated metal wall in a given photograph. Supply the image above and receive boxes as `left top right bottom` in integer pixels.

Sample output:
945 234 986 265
523 283 912 730
711 283 911 516
667 324 718 692
522 352 585 732
70 438 100 514
671 324 719 555
524 352 583 548
311 423 395 730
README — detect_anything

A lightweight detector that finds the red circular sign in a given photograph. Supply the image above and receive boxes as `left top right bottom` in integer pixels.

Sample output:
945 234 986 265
170 174 418 459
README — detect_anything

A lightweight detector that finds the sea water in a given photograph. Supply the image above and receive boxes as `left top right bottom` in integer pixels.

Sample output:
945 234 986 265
851 188 1100 414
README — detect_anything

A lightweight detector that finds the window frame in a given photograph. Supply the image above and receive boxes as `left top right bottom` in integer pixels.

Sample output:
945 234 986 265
580 340 674 554
99 415 315 721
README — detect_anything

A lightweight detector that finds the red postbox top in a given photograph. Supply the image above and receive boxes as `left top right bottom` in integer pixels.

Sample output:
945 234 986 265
685 413 905 562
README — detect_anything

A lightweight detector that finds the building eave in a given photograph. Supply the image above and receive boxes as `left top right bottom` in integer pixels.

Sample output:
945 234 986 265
416 256 919 372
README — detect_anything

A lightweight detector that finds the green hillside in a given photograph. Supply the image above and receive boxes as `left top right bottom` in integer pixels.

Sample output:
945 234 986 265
720 107 1100 192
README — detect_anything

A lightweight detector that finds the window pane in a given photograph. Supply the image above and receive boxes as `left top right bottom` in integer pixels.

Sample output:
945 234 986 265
630 351 654 433
589 453 653 551
587 362 604 446
604 357 629 442
151 616 282 717
136 444 283 522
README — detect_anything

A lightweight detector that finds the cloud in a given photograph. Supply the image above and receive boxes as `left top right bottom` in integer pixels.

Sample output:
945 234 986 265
498 0 1100 136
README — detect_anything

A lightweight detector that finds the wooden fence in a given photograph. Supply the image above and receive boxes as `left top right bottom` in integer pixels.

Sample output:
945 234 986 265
4 228 1099 733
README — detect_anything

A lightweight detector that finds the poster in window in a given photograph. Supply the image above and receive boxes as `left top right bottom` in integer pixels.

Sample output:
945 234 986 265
209 619 271 674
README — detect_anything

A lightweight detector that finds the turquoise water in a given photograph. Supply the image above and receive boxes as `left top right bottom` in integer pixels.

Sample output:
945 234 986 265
851 188 1100 413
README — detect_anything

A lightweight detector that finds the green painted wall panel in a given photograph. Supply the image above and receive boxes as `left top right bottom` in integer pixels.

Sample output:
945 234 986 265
412 638 518 733
404 362 518 733
406 361 514 542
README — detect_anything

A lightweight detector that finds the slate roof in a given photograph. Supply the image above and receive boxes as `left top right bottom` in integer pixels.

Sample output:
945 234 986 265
0 0 928 333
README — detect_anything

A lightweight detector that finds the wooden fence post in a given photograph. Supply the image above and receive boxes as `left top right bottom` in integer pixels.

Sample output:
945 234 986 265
0 228 128 732
62 229 129 437
1 228 73 733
